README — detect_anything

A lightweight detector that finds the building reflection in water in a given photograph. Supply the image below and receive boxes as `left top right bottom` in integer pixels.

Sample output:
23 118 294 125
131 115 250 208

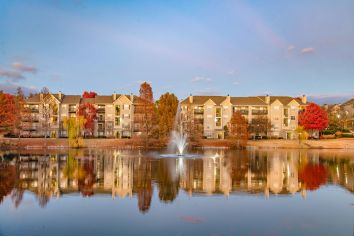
0 149 353 213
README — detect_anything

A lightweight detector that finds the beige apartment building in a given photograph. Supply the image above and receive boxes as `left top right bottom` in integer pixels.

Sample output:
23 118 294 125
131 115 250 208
341 98 354 130
180 95 307 139
23 92 135 138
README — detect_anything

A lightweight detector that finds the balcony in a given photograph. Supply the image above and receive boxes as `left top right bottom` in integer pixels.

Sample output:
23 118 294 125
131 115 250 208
97 108 105 113
194 109 204 114
251 110 268 115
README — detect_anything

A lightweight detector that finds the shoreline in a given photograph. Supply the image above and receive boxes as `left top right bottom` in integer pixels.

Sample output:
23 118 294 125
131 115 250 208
1 137 354 150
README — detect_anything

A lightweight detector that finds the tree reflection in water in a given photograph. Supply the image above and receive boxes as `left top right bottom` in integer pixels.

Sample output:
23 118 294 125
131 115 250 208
0 149 353 213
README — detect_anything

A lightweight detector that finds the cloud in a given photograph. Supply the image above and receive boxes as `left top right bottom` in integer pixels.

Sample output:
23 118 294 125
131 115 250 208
232 81 239 85
287 45 295 51
0 62 37 81
301 47 315 54
0 82 38 95
12 62 37 73
191 76 212 82
227 69 238 76
0 69 25 81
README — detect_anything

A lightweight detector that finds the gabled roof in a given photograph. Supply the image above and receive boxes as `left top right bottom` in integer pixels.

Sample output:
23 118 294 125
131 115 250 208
25 94 40 103
342 98 354 106
95 95 113 104
62 95 81 104
230 97 266 106
258 96 305 105
180 96 226 105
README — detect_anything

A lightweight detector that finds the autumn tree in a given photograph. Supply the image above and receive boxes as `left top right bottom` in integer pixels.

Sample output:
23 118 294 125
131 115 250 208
134 82 157 148
248 115 271 138
82 91 97 98
299 103 328 138
78 103 97 137
157 93 179 139
0 92 16 136
63 116 85 148
0 163 16 204
228 111 249 149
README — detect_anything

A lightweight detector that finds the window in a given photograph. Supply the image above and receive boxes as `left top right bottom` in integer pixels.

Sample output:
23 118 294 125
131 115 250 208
69 104 76 112
115 105 120 116
283 118 289 126
98 114 104 121
124 114 130 119
284 109 288 117
115 117 120 126
123 104 130 110
215 107 222 126
291 116 295 120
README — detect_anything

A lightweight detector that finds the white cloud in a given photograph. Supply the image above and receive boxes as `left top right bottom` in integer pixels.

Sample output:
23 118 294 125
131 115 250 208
301 47 315 54
227 69 238 76
232 81 239 85
287 45 295 51
193 87 220 95
191 76 212 82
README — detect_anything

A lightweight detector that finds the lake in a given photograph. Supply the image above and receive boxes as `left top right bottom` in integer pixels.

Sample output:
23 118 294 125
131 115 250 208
0 148 353 236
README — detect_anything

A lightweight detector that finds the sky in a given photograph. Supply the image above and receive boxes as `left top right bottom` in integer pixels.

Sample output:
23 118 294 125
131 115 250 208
0 0 353 103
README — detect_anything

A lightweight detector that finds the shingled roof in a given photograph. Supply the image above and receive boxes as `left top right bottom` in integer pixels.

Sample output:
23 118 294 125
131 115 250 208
230 97 266 105
342 98 354 106
61 95 81 104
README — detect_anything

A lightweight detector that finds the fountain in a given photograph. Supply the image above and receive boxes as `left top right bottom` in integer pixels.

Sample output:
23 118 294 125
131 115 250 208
160 103 198 158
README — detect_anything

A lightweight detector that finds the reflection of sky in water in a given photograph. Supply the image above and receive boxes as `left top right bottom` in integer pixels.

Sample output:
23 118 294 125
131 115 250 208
0 149 353 236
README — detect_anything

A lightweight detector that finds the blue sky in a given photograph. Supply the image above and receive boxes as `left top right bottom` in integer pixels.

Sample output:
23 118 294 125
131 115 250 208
0 0 353 103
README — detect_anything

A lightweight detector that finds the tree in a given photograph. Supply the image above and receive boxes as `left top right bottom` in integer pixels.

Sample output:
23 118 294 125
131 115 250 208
295 126 309 144
139 82 153 103
14 87 28 139
63 116 85 148
248 115 271 138
227 111 248 149
157 93 179 139
82 91 97 98
134 82 157 148
0 163 16 204
299 103 328 138
77 103 97 137
0 92 17 136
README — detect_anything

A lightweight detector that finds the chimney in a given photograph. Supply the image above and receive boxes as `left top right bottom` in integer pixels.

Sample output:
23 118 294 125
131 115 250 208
113 92 117 101
226 94 231 103
130 93 134 102
265 94 270 104
58 91 62 100
302 95 307 104
189 94 193 104
40 93 43 101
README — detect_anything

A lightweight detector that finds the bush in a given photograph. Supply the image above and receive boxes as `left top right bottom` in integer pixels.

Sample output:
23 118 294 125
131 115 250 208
342 133 354 138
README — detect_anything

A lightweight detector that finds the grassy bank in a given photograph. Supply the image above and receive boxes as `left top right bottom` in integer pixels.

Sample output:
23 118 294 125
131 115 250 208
1 137 353 150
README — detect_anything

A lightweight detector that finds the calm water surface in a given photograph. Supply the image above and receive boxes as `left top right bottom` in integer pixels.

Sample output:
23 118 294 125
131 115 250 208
0 148 353 236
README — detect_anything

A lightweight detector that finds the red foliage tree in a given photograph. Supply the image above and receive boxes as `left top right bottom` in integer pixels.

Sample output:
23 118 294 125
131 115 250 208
299 163 327 190
0 92 17 135
82 91 97 98
299 103 328 135
77 103 97 136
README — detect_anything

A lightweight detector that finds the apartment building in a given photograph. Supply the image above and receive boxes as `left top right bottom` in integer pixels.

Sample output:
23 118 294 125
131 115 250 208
180 95 307 139
341 98 354 130
23 92 135 138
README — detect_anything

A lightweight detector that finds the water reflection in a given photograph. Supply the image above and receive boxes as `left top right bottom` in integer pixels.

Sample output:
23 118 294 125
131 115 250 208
0 149 353 213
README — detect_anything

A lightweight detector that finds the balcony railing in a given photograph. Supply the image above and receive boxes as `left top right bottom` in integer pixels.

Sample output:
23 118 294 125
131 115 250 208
97 108 105 113
251 110 268 115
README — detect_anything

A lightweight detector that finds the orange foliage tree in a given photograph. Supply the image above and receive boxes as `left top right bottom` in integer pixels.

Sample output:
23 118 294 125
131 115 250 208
228 111 249 149
78 103 97 136
0 92 17 135
0 163 16 203
157 93 179 139
299 163 327 190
